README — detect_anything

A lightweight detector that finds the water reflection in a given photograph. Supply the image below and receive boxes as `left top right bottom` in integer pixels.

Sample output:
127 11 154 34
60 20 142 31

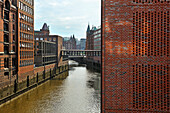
0 60 101 113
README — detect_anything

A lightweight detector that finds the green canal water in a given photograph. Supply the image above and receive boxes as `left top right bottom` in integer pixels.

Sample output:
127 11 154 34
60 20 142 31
0 61 101 113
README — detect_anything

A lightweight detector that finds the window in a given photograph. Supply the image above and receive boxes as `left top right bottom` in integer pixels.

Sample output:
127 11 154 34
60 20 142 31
4 11 9 20
4 23 8 31
13 46 15 52
4 46 9 54
4 34 9 42
12 58 15 67
13 24 15 31
13 14 15 20
4 58 9 68
5 0 10 10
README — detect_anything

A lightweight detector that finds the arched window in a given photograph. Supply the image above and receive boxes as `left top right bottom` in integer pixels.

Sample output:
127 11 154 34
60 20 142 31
5 0 10 10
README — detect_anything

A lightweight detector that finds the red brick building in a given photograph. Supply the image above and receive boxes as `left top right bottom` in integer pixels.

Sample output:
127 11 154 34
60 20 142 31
102 0 169 112
93 26 101 63
63 35 76 50
0 0 17 86
18 0 34 81
34 23 63 67
86 24 95 50
0 0 34 85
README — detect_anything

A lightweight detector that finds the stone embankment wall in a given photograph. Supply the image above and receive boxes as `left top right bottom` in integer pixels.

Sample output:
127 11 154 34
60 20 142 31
0 63 69 105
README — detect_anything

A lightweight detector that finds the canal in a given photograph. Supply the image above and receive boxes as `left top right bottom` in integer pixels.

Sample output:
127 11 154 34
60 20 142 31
0 61 101 113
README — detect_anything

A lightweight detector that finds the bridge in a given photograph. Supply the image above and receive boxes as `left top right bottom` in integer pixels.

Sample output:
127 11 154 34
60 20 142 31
61 49 101 57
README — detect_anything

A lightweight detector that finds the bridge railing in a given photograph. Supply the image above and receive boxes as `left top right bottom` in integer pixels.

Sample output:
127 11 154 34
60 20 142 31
61 49 101 57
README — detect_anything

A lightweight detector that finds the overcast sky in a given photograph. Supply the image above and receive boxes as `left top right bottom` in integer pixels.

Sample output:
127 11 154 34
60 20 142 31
34 0 101 39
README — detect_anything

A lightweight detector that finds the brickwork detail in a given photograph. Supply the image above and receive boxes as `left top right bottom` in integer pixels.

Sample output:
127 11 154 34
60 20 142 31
102 0 170 112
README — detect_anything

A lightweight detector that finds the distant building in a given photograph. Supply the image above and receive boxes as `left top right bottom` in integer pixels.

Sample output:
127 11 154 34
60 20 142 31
93 26 101 62
86 24 96 50
80 38 86 50
86 24 101 62
34 40 56 67
34 23 63 67
63 35 76 49
94 26 101 51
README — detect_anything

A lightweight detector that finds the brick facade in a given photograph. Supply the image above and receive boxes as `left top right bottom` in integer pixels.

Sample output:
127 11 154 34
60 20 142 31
102 0 169 112
17 0 34 81
63 35 76 50
34 23 63 68
0 0 17 87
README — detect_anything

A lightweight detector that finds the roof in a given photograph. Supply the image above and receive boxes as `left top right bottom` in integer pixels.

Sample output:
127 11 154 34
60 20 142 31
41 23 49 31
87 24 90 32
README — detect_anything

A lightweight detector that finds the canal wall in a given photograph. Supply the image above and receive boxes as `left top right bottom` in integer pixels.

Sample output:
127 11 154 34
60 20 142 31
0 64 69 105
69 57 101 73
86 59 101 73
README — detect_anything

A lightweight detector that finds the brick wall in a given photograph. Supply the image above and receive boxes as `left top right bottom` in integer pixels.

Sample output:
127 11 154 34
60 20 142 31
102 0 169 112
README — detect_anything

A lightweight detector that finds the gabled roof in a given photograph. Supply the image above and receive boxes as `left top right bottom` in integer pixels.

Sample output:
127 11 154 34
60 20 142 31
41 23 49 31
87 24 90 32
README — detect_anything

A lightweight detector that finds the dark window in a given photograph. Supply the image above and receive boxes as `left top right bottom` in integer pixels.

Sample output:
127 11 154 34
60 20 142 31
13 46 15 52
4 72 9 76
4 23 9 31
5 0 10 10
12 58 15 67
4 46 9 54
13 14 15 20
13 24 15 31
13 35 15 41
4 58 9 68
4 11 9 20
4 34 9 42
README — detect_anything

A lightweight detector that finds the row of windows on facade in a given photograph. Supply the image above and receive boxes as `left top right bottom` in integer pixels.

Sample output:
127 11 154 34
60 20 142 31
19 13 33 24
3 58 16 68
23 0 34 6
4 34 16 43
94 34 101 39
20 22 33 32
4 45 16 54
94 42 101 46
20 42 33 48
43 57 56 63
20 60 33 67
20 32 33 40
94 38 101 42
133 0 169 3
94 46 101 50
93 30 101 35
20 51 33 58
4 11 15 21
3 23 16 32
34 33 49 35
35 37 56 41
19 1 33 15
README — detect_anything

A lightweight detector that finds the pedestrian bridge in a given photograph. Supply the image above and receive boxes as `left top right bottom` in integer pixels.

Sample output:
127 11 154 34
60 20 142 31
61 49 101 57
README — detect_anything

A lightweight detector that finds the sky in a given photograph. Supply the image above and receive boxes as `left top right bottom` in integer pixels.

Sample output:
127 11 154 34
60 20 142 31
34 0 101 39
